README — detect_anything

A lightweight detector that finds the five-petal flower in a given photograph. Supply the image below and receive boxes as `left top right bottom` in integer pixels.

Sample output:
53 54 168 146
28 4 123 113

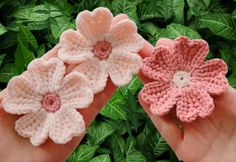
140 36 228 122
58 7 143 93
3 58 94 146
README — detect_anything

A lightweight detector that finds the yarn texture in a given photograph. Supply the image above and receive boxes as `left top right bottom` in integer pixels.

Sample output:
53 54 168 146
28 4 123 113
58 7 143 93
140 36 228 122
3 58 94 146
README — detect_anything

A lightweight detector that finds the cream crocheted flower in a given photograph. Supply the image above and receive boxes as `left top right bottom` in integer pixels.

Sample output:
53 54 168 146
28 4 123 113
3 58 94 146
140 36 228 122
58 7 143 93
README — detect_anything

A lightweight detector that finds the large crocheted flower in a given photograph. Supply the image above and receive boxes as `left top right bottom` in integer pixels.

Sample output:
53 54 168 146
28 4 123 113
3 58 94 146
58 7 143 93
140 36 228 122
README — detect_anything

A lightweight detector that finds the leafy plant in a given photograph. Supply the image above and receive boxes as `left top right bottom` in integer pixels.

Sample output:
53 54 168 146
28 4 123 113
0 0 236 161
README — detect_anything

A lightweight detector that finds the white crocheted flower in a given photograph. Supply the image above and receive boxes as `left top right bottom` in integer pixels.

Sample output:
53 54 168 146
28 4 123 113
3 58 94 146
58 7 143 93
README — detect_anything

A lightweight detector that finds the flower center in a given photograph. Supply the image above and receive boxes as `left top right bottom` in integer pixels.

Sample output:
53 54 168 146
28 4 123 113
42 93 61 112
93 41 112 59
172 71 191 88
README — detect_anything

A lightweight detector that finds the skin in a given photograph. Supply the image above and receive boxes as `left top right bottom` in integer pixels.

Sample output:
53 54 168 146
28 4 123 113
1 15 236 162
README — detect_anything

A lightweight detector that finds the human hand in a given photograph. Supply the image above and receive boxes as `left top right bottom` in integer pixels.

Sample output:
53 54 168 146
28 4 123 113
0 14 153 162
139 39 236 162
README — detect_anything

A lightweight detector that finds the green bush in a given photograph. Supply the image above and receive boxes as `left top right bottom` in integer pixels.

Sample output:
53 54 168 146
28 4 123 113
0 0 236 161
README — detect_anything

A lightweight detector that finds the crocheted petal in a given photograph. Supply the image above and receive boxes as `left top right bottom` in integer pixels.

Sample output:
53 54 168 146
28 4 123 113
73 58 108 93
76 7 113 43
108 19 143 53
140 81 177 115
27 58 65 94
49 108 85 144
15 109 50 146
193 59 228 95
3 75 42 115
174 37 209 70
142 46 177 81
58 72 94 109
176 87 214 122
108 52 142 86
58 29 93 64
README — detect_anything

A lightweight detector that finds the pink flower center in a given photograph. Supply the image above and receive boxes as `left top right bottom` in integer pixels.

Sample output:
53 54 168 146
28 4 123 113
172 71 191 88
42 93 61 112
93 41 112 59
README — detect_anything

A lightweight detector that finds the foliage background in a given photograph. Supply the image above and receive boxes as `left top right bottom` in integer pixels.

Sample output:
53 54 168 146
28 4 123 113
0 0 236 161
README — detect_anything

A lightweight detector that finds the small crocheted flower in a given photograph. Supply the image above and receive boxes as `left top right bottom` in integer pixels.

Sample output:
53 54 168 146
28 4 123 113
140 36 228 122
3 58 94 146
58 7 143 93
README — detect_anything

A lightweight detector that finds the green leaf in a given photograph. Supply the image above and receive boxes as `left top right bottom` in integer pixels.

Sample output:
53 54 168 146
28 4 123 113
125 136 147 162
13 4 62 22
100 90 127 120
0 63 18 83
0 23 7 35
70 144 98 162
172 0 185 23
111 0 139 25
88 122 116 145
228 63 236 88
139 22 166 45
89 154 111 162
233 9 236 19
15 41 35 74
187 0 211 17
119 75 142 96
197 13 236 41
165 23 201 39
0 54 6 67
37 44 46 57
148 133 170 157
18 26 38 51
0 32 17 50
50 16 74 40
138 0 173 21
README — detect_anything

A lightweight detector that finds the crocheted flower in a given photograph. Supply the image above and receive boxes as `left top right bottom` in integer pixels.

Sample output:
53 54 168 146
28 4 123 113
140 36 228 122
58 7 143 93
3 58 94 146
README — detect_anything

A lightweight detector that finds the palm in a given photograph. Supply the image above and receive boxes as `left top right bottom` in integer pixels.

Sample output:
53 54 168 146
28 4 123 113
0 80 116 162
139 87 236 162
175 87 236 162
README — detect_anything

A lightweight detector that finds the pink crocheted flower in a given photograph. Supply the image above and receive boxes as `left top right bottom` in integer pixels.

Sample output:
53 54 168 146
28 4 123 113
3 58 94 146
140 36 228 122
58 7 143 93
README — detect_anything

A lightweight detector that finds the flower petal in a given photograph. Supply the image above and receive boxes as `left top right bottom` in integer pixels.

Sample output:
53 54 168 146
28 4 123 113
174 36 209 71
192 59 228 95
76 7 113 43
140 80 178 115
15 109 50 146
142 46 177 81
58 72 94 109
27 58 65 94
176 87 214 122
49 108 85 144
73 58 108 93
58 29 93 64
3 75 42 115
108 52 141 86
108 19 143 53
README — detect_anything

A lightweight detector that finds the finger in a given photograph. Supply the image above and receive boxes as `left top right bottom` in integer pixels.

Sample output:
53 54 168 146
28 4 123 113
156 38 175 50
138 37 154 58
79 79 117 127
138 94 182 150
